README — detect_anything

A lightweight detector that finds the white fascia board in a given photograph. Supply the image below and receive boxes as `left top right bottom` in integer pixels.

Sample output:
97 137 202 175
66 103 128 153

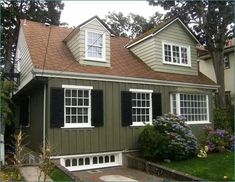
125 34 153 48
62 85 93 90
127 18 201 49
129 88 153 93
33 68 219 90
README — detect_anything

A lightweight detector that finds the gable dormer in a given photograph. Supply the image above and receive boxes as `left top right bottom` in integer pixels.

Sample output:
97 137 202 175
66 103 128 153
127 18 201 76
64 16 113 67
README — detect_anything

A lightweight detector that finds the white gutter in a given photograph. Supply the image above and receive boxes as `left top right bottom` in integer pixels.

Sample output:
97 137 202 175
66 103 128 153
33 69 219 90
43 84 46 156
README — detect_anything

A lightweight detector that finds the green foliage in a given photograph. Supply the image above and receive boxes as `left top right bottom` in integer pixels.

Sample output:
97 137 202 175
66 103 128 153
49 167 73 182
139 114 199 161
138 125 166 158
214 106 234 132
104 11 163 38
1 81 15 126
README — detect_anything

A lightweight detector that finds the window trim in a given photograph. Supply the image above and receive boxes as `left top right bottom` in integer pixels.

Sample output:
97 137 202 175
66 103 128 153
129 88 153 126
162 41 191 67
62 85 93 128
170 93 210 124
223 55 230 69
85 30 106 62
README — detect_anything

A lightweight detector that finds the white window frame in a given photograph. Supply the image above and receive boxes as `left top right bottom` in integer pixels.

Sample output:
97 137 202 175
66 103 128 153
62 85 93 128
170 93 210 124
85 30 106 62
162 41 191 67
129 89 153 126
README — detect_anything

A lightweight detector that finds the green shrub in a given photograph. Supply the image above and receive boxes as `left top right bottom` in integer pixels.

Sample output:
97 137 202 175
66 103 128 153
138 114 199 161
214 106 234 132
138 125 166 158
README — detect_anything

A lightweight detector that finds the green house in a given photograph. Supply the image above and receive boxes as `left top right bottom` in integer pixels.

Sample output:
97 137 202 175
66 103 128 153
14 16 218 171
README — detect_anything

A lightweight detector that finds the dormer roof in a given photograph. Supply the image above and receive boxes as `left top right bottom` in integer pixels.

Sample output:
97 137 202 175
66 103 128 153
126 17 200 48
64 15 114 42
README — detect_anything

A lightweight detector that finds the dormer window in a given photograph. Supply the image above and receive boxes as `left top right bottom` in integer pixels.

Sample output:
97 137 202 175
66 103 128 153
85 31 105 62
162 41 191 67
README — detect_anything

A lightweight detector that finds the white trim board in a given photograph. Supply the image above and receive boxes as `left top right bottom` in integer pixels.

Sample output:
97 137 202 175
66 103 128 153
33 68 219 90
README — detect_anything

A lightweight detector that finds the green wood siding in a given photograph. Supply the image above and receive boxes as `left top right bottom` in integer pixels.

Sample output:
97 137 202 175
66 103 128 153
15 85 44 152
47 78 213 155
130 21 198 76
66 19 111 67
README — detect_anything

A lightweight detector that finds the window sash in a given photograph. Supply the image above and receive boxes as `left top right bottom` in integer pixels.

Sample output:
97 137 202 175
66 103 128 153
163 42 190 66
130 91 152 125
64 88 91 127
86 31 104 60
171 93 209 123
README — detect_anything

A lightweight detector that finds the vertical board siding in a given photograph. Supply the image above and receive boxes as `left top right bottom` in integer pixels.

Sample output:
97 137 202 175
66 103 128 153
47 78 213 155
66 19 111 67
130 21 198 76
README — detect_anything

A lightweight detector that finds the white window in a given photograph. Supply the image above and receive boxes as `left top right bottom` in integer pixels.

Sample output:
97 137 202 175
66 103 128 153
163 41 191 66
130 89 153 126
62 85 93 128
85 31 105 61
171 93 209 124
223 55 230 69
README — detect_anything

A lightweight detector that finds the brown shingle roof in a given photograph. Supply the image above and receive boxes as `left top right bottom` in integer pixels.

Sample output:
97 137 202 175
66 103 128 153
21 19 216 86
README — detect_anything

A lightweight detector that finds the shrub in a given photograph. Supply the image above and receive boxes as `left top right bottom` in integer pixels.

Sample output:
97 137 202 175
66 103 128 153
214 106 234 132
138 125 166 158
138 114 199 161
204 126 234 152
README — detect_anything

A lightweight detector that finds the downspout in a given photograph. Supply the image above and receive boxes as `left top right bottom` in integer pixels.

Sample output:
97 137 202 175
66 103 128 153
43 84 46 156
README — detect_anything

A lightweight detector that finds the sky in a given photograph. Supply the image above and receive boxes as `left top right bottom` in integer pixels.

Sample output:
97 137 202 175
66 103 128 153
60 1 166 27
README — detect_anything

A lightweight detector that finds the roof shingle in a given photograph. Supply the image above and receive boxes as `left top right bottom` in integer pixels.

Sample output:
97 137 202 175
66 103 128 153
21 19 216 86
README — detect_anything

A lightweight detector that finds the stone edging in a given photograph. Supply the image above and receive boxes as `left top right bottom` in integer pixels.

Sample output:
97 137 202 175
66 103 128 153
124 154 205 181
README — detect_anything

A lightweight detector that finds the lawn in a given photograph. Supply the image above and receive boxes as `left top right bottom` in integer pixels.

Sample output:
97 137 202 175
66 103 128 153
49 167 74 182
161 152 234 181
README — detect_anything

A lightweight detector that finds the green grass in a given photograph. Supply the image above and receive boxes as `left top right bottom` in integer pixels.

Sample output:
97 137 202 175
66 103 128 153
49 167 74 182
161 152 234 181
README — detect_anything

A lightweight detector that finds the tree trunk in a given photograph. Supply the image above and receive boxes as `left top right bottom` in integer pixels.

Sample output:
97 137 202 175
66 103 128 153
210 49 226 108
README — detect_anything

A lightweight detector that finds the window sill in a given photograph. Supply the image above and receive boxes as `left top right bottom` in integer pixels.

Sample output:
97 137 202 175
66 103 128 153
185 121 211 125
61 126 95 129
130 123 152 127
84 57 107 63
163 61 191 67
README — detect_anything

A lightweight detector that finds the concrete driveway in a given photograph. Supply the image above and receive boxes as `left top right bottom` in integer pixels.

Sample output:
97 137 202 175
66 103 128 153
72 166 163 182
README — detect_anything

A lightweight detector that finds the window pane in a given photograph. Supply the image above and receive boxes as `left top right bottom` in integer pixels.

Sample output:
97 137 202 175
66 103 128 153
110 155 115 162
65 159 70 167
105 156 109 163
79 158 83 166
99 156 103 163
72 159 77 166
65 90 71 97
93 157 97 164
85 158 90 165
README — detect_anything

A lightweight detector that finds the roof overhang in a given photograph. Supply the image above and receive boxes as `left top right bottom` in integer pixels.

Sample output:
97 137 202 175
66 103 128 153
33 68 219 90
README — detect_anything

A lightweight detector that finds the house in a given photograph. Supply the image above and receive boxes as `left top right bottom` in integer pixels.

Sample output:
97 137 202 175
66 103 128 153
14 16 218 171
199 39 234 106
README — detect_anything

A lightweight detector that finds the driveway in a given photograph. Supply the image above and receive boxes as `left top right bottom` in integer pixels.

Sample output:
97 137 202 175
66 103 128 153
72 166 163 182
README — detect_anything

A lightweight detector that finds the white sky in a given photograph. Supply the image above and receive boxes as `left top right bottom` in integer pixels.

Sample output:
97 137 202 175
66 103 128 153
60 1 166 27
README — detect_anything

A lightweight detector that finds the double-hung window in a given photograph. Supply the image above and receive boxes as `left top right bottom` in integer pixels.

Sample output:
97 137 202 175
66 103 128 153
163 41 191 66
86 31 105 61
130 89 153 126
63 85 93 128
171 93 209 124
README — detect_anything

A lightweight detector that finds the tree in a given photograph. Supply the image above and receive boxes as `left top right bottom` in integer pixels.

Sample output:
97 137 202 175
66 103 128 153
104 11 163 38
148 0 234 108
0 0 64 74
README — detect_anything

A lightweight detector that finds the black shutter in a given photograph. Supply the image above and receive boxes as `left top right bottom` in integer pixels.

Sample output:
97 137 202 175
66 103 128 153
20 97 29 126
121 91 132 126
91 90 103 127
152 93 162 119
50 88 64 128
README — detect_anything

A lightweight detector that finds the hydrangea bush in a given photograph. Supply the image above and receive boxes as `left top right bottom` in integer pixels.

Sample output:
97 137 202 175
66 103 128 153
138 113 199 161
204 126 235 152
